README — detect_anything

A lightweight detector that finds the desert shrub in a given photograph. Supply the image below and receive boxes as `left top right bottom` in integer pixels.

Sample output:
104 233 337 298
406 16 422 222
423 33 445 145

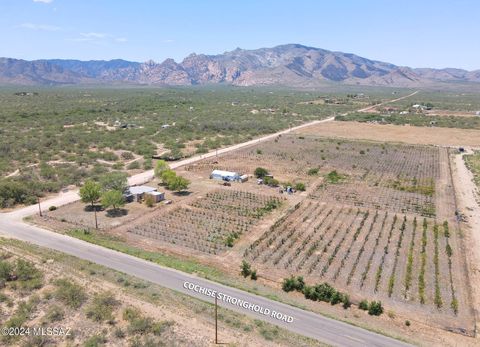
54 278 87 309
85 292 119 322
359 300 369 311
240 260 252 278
151 320 174 336
368 301 384 316
405 320 411 326
325 170 345 184
114 328 125 339
121 151 134 160
250 270 257 281
0 260 13 281
144 194 155 208
49 205 57 211
143 159 152 170
128 316 154 334
294 182 306 191
45 305 64 322
127 161 140 170
330 291 343 305
342 294 351 309
14 259 43 291
2 297 39 343
123 306 141 322
311 283 336 302
307 167 319 176
281 276 305 292
22 335 51 347
83 334 107 347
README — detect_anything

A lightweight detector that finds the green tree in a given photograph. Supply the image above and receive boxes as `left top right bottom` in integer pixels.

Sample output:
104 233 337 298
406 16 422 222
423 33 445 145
154 160 170 179
160 169 177 185
99 172 128 192
254 167 269 178
101 190 125 211
167 175 190 192
80 180 101 207
79 180 102 229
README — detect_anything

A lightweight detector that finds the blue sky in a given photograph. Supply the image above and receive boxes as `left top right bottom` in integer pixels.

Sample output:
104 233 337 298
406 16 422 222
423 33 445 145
0 0 478 70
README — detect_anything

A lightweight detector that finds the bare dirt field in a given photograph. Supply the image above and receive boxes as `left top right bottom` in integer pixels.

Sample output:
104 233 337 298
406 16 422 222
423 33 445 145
294 121 480 147
425 110 479 117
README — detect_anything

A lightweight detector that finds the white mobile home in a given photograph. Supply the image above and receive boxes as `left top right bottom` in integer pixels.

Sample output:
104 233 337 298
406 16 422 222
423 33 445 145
210 169 241 182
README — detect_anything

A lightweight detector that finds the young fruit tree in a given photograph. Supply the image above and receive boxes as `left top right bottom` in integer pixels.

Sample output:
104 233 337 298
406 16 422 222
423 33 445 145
79 180 102 229
101 190 125 212
154 160 170 179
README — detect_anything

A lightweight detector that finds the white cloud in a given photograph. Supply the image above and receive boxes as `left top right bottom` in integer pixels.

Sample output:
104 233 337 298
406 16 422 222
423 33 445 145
68 32 127 44
163 39 174 43
18 22 61 31
33 0 54 4
80 32 108 39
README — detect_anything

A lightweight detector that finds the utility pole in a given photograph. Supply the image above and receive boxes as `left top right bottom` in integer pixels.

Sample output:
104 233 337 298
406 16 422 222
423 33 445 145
215 294 218 344
94 205 98 229
37 197 42 217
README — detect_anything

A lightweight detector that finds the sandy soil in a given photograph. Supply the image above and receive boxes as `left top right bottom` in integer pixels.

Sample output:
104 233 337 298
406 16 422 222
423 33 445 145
1 242 317 347
451 150 480 334
426 110 479 118
295 121 480 147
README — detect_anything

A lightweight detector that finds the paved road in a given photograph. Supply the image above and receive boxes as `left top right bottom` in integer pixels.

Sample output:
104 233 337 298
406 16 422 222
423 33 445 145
0 215 411 347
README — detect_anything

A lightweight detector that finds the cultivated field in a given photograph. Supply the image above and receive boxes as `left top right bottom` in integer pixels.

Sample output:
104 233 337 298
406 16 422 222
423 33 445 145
186 133 473 333
127 189 284 254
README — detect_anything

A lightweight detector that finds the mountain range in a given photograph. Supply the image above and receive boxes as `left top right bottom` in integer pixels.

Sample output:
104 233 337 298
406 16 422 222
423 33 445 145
1 44 479 87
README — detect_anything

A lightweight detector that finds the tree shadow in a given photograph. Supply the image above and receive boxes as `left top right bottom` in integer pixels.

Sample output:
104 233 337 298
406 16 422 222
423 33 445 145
105 208 128 218
173 191 191 196
84 205 103 212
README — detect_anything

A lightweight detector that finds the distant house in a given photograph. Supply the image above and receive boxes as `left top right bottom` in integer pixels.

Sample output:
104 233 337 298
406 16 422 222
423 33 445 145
127 185 157 202
210 170 241 182
476 111 480 116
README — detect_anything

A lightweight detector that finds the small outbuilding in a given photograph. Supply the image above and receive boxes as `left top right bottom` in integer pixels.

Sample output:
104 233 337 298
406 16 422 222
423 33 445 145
210 170 241 182
146 191 165 203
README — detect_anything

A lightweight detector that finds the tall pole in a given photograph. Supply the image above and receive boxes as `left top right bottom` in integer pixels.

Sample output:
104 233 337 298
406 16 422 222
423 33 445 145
94 205 98 229
215 294 218 344
38 197 42 217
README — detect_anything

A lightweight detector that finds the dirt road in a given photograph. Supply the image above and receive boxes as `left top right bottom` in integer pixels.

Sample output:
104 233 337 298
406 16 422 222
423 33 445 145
357 90 419 112
451 150 480 333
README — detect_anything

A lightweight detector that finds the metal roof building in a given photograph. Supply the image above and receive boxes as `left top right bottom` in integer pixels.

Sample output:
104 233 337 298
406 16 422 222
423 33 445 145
210 169 240 181
128 186 157 195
